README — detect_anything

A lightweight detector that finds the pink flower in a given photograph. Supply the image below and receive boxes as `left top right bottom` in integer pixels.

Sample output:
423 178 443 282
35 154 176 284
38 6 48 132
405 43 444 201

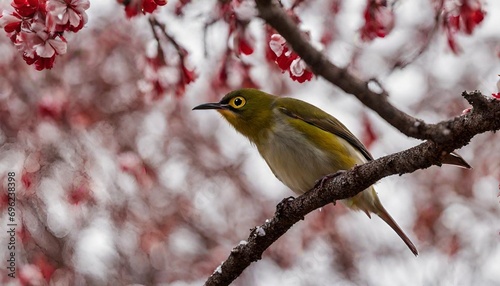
117 0 168 18
289 57 313 83
46 0 90 32
26 53 56 70
11 0 41 17
360 0 395 42
176 62 196 96
1 0 85 70
267 33 313 83
16 28 67 70
143 0 168 13
443 0 485 54
268 34 294 70
35 32 67 58
447 0 485 35
0 11 24 39
269 34 286 58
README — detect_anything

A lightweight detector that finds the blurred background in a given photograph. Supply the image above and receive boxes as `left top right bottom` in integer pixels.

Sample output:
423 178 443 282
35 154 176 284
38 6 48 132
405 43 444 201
0 0 499 285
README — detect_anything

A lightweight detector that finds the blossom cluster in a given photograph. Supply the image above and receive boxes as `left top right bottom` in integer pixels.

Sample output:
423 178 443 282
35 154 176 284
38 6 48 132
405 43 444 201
267 33 313 83
203 0 259 91
443 0 485 53
143 49 196 99
116 0 167 18
0 0 90 70
223 0 256 56
142 18 196 99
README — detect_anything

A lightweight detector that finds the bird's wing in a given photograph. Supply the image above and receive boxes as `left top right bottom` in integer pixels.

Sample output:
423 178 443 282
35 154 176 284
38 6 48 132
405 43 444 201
276 97 374 161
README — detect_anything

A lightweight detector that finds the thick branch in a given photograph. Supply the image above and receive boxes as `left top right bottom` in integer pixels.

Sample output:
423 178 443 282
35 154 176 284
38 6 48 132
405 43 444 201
204 91 500 285
254 0 459 143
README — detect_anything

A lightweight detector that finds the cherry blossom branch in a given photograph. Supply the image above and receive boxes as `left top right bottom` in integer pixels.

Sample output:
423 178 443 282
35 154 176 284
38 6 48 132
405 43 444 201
204 90 500 286
253 0 457 144
149 17 188 60
147 17 196 96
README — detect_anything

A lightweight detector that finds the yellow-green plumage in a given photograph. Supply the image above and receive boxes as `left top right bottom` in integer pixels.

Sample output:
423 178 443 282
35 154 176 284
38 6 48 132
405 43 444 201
194 88 420 254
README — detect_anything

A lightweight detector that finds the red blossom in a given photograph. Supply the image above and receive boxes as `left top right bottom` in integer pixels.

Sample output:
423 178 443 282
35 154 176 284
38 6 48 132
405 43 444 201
238 37 254 55
288 57 313 83
11 0 42 17
360 0 394 42
0 11 24 35
443 0 485 54
175 62 196 96
123 3 139 17
142 42 196 99
23 55 56 71
143 0 160 13
460 3 484 34
24 51 57 70
142 17 197 99
218 0 256 56
267 33 313 83
180 63 196 85
117 0 167 18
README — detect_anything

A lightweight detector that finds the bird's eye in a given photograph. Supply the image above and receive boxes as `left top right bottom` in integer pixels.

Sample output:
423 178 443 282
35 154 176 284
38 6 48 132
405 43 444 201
230 96 246 109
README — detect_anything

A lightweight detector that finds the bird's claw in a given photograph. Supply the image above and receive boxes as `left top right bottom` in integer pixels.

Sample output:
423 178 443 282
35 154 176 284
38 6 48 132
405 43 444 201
314 170 346 190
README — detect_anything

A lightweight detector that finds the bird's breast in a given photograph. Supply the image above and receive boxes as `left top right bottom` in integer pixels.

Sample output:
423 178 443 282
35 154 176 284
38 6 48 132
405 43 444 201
258 118 355 194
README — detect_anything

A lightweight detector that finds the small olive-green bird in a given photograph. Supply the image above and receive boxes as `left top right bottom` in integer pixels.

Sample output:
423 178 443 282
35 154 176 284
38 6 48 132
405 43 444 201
193 88 470 256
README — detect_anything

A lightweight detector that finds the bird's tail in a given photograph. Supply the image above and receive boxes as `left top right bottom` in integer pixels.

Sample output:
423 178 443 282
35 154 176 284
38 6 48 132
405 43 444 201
347 187 419 256
442 152 471 169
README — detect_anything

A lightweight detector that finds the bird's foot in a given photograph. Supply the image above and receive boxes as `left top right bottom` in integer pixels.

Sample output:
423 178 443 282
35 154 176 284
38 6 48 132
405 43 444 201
314 170 346 190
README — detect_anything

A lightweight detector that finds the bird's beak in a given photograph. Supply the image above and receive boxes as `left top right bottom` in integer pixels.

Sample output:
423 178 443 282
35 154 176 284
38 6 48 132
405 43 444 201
192 102 228 110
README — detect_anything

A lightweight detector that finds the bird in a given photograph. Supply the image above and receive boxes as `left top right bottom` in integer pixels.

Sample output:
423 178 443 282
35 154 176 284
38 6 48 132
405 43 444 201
193 88 471 256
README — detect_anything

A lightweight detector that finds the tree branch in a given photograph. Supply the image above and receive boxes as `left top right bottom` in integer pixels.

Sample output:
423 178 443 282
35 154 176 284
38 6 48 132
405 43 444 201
204 91 500 286
254 0 464 144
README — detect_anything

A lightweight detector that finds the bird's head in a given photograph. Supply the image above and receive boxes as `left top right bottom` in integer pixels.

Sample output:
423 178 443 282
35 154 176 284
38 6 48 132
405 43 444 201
193 88 276 144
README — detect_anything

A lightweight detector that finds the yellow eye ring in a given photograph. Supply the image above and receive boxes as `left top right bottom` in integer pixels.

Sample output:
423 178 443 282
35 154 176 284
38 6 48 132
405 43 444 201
229 96 246 109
